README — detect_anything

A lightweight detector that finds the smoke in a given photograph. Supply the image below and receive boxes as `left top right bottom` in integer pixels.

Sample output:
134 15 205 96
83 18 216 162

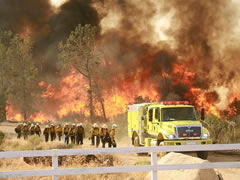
0 0 100 78
2 0 240 119
0 0 52 40
97 0 240 108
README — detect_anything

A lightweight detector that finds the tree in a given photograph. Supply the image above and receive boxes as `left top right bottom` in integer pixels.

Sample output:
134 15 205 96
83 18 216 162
8 35 38 121
58 24 103 122
0 31 14 121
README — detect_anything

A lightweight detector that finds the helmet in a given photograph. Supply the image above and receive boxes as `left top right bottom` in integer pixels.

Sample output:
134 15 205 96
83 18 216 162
79 123 83 126
72 123 76 126
46 125 49 128
102 124 107 129
51 123 54 126
112 124 117 129
23 123 26 126
36 123 39 125
93 123 98 128
65 123 69 126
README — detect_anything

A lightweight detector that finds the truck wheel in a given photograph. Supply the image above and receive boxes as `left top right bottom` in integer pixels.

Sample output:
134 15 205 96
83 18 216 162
196 151 208 160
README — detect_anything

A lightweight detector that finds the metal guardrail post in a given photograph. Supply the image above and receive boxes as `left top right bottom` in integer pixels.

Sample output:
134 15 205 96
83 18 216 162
151 152 158 180
94 136 97 148
52 155 58 180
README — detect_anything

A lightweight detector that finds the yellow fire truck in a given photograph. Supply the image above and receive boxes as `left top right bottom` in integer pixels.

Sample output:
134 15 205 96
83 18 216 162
128 101 212 159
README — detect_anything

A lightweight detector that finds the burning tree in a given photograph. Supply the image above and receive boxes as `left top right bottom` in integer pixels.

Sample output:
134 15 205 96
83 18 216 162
58 24 104 122
8 35 39 121
0 31 14 121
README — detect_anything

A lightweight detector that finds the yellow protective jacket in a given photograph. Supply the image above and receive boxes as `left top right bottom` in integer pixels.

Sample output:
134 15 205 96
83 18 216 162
22 125 29 133
90 127 99 136
50 126 56 133
56 126 62 133
110 129 116 140
100 128 108 137
43 128 50 135
35 125 41 133
64 126 70 135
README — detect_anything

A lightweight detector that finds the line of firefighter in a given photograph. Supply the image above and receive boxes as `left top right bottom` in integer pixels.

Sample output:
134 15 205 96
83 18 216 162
15 122 118 148
90 123 118 148
15 122 41 140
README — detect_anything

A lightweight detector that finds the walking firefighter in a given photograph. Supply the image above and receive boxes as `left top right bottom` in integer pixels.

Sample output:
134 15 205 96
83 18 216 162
75 123 85 145
35 123 41 136
64 123 70 145
100 124 111 148
43 125 50 142
15 123 23 139
109 124 117 148
56 123 63 141
90 123 100 147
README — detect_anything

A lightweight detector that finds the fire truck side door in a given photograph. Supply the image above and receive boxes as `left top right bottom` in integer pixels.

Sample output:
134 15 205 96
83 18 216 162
153 108 160 133
147 108 154 132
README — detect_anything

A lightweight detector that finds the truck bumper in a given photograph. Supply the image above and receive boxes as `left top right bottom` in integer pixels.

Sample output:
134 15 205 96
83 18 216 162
163 139 212 146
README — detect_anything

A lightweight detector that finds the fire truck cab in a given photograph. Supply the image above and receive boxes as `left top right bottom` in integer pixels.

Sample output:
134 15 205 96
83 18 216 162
127 101 212 159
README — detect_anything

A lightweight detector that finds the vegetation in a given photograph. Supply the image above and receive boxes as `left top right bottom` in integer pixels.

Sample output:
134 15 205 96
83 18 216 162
58 24 106 122
8 35 39 121
202 114 240 144
0 130 5 146
0 30 39 121
0 31 14 121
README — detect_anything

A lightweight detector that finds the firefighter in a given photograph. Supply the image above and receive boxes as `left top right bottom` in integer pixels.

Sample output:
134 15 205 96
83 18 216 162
90 123 100 147
35 123 41 136
30 124 35 135
15 123 23 139
100 124 110 148
75 123 85 145
43 125 50 142
109 124 117 148
69 123 76 144
50 124 56 141
56 124 63 141
22 123 29 140
63 123 70 145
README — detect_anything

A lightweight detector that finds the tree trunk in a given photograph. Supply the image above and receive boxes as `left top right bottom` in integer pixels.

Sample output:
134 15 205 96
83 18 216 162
22 78 27 121
0 95 7 122
94 81 107 122
88 75 94 123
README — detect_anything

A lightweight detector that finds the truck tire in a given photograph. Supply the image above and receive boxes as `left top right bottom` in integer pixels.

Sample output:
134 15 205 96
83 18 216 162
196 151 208 160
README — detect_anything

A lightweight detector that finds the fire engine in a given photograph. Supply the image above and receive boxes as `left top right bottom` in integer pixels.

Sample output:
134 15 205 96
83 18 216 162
127 101 212 159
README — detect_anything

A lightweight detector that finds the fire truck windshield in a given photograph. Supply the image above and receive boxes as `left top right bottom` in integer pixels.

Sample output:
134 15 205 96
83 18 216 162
161 107 197 121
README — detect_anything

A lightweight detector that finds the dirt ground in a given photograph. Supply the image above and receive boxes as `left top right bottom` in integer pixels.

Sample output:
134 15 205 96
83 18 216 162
1 121 240 180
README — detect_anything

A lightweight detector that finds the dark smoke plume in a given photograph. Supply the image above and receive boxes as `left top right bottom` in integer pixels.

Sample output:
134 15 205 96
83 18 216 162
99 0 239 107
0 0 100 79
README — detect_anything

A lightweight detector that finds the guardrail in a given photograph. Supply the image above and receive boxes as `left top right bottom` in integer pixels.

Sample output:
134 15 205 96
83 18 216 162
1 144 240 180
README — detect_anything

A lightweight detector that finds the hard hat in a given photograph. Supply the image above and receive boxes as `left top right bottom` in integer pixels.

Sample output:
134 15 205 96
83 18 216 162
51 123 54 126
72 123 76 126
65 123 69 125
79 123 83 126
23 123 26 126
46 125 49 128
102 124 107 129
36 123 39 125
112 124 117 129
93 123 98 128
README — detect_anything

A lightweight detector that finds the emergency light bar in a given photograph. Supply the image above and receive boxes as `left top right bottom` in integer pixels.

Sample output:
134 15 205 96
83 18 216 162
160 101 190 105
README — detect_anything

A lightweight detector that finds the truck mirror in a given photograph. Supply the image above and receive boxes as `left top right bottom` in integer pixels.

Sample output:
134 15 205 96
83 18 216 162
201 108 205 121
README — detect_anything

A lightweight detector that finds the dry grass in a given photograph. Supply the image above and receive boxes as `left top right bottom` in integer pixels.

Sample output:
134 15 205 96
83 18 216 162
0 121 148 180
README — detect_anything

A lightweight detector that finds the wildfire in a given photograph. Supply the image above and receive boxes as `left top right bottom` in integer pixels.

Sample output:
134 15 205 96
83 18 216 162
6 61 240 122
